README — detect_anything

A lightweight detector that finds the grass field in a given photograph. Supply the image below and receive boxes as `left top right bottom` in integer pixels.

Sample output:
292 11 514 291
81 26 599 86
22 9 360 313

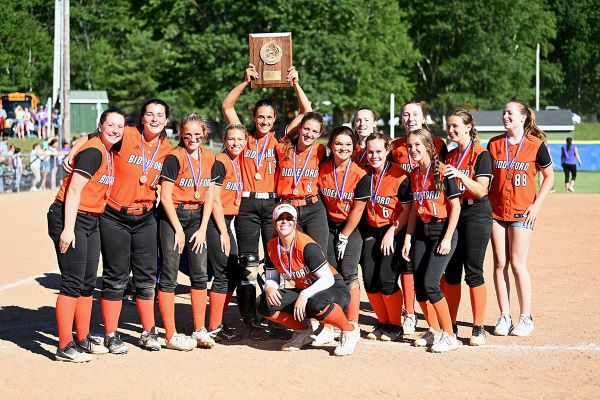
550 170 600 193
574 123 600 140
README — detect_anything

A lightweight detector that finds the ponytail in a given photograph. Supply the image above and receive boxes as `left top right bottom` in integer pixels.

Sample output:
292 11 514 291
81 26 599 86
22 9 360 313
517 103 546 140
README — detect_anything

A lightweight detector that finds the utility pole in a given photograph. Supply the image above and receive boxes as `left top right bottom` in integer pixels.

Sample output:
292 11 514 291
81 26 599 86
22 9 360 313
535 43 540 111
52 0 62 137
62 0 71 141
390 93 395 139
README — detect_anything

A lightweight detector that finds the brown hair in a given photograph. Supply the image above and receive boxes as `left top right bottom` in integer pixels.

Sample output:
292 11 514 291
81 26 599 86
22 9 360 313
178 113 209 147
352 107 377 132
401 101 430 133
514 102 546 140
448 108 477 165
408 128 443 192
283 112 324 160
223 123 248 142
327 126 357 158
365 132 392 151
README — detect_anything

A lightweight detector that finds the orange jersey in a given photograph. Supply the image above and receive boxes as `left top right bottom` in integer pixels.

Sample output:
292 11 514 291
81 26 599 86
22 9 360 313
265 230 337 290
390 135 447 173
108 126 172 208
352 145 370 171
445 141 492 200
408 162 461 221
213 152 243 216
56 136 114 214
240 131 280 193
366 162 411 227
487 134 552 221
161 147 216 205
318 159 370 222
276 142 326 199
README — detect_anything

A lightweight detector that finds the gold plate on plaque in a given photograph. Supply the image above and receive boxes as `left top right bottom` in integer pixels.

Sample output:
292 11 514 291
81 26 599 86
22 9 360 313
263 71 282 81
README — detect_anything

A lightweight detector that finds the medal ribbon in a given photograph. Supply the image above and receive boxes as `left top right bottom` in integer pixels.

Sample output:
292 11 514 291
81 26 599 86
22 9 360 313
141 134 162 177
184 148 203 191
293 144 314 187
370 161 390 205
102 143 114 190
505 133 525 173
255 132 270 172
453 139 473 169
277 238 295 278
226 149 242 196
417 163 432 206
333 159 352 202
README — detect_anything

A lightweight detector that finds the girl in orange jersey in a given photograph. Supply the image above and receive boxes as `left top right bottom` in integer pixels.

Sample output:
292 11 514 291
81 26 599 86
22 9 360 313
389 102 448 334
47 107 125 362
205 124 248 343
352 107 378 170
158 113 217 351
222 64 311 339
401 128 461 353
317 126 370 340
256 204 361 356
487 102 553 337
443 110 493 345
361 133 412 342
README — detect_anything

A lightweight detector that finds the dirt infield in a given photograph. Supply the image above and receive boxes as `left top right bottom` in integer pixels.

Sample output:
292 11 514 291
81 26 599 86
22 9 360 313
1 191 599 399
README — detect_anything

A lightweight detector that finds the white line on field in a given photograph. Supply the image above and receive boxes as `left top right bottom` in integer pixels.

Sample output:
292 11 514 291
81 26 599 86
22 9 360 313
0 268 59 293
360 340 600 352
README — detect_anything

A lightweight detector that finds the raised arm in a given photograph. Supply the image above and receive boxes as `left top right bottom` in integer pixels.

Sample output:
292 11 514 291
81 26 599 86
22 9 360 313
222 64 259 125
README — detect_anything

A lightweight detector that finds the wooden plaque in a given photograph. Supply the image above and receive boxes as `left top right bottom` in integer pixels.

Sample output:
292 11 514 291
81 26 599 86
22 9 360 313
249 32 292 88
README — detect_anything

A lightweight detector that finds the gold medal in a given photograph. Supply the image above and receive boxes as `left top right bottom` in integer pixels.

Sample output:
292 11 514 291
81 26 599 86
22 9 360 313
506 171 513 180
255 172 262 180
418 207 425 215
139 175 148 184
292 189 299 196
193 192 200 200
235 199 241 206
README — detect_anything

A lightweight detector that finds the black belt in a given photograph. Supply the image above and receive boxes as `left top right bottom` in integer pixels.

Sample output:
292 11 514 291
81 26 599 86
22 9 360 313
461 196 488 206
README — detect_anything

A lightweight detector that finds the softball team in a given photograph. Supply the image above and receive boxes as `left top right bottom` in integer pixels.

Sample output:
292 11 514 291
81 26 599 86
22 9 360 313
49 82 554 360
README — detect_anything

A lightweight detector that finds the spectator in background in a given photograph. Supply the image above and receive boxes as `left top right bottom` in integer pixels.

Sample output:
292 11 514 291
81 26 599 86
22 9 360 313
25 107 35 137
561 137 583 192
37 106 49 139
39 141 51 190
29 143 43 191
15 106 25 138
52 108 60 137
0 137 8 193
0 102 7 136
47 139 60 190
12 147 23 192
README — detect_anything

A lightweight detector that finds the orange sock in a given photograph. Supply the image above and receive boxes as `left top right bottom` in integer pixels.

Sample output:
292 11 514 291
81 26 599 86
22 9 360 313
157 291 176 340
470 284 487 327
445 283 462 324
208 291 227 331
74 295 93 341
101 298 122 335
321 304 353 331
382 290 404 326
366 292 389 324
431 297 453 334
440 275 447 297
224 291 234 311
136 298 156 332
401 274 415 314
190 288 207 331
267 311 305 330
56 294 77 348
419 301 440 331
347 287 360 322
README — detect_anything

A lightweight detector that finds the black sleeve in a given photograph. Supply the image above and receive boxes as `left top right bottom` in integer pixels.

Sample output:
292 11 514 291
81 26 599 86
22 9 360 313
536 143 552 168
398 177 413 203
354 174 371 201
73 148 102 178
212 160 225 185
303 243 327 273
439 143 448 161
474 151 493 177
275 127 287 141
160 154 180 182
265 252 276 271
444 176 461 199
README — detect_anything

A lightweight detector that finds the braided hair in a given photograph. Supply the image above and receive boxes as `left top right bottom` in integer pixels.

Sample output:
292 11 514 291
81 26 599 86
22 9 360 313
408 128 444 193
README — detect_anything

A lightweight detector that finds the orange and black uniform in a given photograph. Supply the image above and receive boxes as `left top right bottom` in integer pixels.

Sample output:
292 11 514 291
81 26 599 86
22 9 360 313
445 142 493 288
48 136 114 297
158 146 216 292
487 134 552 223
206 151 243 294
276 142 329 254
390 135 448 173
256 231 350 320
407 162 461 304
318 159 370 286
100 126 172 301
352 145 370 171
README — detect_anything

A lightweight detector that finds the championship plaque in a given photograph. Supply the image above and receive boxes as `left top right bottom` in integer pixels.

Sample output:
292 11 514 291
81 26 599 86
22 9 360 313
249 32 292 88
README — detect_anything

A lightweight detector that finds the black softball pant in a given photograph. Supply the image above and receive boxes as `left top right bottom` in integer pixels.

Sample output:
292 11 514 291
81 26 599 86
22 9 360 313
47 201 100 298
563 163 577 182
412 220 458 304
157 206 208 292
256 275 350 321
207 216 240 293
100 205 158 300
294 200 329 259
359 224 405 295
326 220 361 288
445 199 492 288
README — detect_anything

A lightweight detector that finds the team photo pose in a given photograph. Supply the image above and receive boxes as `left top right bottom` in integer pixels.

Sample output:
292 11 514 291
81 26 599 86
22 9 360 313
443 110 493 346
488 102 554 337
352 108 378 170
317 126 370 341
205 124 248 343
402 128 461 353
360 133 411 342
389 102 448 334
256 204 361 356
222 63 310 338
48 107 125 362
157 113 217 351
